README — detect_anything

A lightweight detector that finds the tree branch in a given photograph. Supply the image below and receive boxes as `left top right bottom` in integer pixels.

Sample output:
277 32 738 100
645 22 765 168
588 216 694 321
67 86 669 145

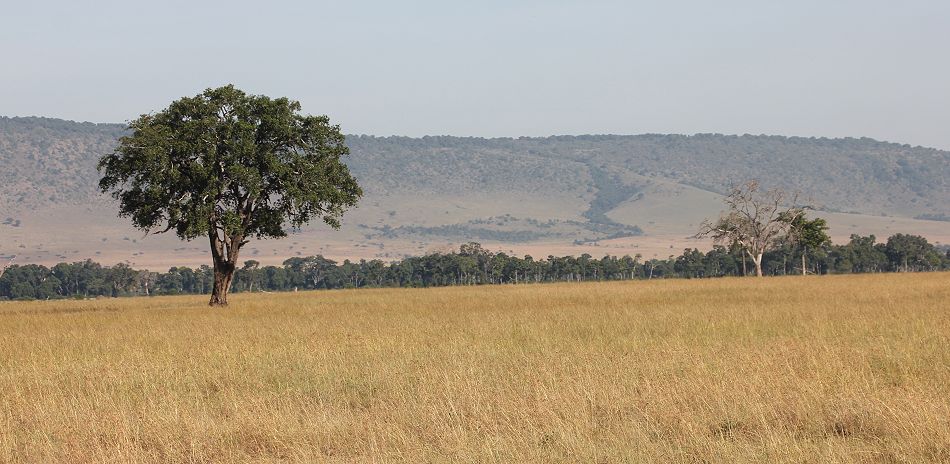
0 255 15 279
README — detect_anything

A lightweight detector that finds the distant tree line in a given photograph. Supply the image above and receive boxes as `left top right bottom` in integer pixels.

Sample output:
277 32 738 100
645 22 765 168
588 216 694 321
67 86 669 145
1 234 947 301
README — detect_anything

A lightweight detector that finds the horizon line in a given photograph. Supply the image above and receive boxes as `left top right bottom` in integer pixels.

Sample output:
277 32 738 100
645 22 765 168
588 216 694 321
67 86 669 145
1 115 944 151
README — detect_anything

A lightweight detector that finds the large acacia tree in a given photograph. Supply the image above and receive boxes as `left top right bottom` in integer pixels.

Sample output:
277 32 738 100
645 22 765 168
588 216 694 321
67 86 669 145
99 85 362 305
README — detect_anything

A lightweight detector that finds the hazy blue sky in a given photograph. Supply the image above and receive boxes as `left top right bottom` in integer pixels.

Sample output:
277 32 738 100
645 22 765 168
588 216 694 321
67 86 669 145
3 1 949 148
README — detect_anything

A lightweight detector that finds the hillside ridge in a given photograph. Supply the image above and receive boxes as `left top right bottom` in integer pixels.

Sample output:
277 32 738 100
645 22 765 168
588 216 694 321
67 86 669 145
2 116 949 268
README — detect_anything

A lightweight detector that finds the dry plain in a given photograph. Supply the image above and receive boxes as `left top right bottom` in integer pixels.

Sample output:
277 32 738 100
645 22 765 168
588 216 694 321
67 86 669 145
1 273 949 463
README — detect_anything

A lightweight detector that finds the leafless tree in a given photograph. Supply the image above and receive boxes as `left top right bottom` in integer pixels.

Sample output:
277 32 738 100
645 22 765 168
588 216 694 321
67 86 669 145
0 255 15 280
136 270 154 296
697 180 802 277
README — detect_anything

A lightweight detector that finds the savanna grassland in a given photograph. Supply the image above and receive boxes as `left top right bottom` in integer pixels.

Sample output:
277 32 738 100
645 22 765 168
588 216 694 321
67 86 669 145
1 273 949 463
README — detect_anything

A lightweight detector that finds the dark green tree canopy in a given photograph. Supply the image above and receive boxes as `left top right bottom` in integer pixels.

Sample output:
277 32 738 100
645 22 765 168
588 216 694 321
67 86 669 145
787 214 830 250
98 85 362 242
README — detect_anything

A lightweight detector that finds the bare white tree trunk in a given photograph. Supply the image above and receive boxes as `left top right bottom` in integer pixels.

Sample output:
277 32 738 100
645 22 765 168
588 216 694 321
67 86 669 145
751 251 764 277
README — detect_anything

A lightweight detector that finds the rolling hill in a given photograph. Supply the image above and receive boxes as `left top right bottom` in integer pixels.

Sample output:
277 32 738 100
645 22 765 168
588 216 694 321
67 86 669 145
2 116 948 268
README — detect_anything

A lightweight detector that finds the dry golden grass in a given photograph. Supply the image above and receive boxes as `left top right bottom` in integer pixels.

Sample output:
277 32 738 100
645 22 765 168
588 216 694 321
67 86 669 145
1 273 949 463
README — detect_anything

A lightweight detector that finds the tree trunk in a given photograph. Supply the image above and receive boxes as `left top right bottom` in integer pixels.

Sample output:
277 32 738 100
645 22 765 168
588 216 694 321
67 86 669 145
210 259 236 306
208 230 242 306
751 252 764 277
802 250 807 276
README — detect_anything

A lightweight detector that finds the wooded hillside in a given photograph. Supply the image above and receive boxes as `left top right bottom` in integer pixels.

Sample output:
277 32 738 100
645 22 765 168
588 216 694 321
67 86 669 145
2 116 948 268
